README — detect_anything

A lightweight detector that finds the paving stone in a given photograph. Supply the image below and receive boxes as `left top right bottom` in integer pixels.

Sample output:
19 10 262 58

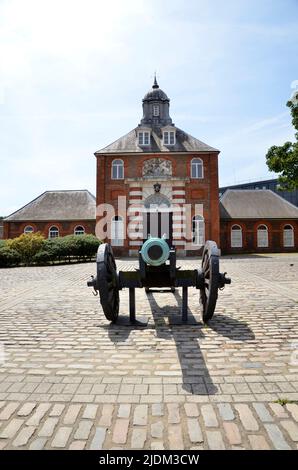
201 404 218 427
89 427 107 450
248 434 270 450
83 404 98 419
131 428 147 449
167 403 180 424
112 419 130 444
51 427 72 448
217 403 234 421
286 403 298 422
0 402 19 420
151 421 164 439
235 404 259 431
63 404 81 425
98 404 114 426
74 420 93 440
0 419 24 439
118 404 131 418
187 418 203 443
49 404 65 417
280 420 298 441
69 440 86 450
253 403 274 422
168 425 184 450
12 426 36 447
17 402 37 417
223 422 242 445
152 403 163 416
29 438 47 450
184 403 199 417
206 431 225 450
269 403 289 419
133 405 148 425
265 424 291 450
151 441 164 450
26 403 51 426
38 417 59 437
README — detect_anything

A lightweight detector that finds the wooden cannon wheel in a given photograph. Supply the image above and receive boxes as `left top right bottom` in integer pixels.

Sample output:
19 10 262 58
200 240 220 323
96 243 119 323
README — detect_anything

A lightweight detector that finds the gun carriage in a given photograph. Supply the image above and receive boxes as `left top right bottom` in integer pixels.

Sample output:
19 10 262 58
87 212 231 324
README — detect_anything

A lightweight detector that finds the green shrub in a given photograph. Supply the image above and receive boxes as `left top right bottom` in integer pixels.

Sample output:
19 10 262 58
0 246 21 267
8 232 45 266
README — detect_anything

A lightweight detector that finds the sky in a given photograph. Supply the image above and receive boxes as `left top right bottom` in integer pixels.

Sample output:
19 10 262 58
0 0 297 216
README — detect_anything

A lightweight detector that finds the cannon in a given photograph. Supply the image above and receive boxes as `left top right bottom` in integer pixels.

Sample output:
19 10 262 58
87 233 231 324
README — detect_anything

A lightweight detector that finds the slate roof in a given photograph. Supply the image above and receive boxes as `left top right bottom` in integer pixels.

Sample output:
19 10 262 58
95 127 219 154
220 190 298 219
4 190 96 222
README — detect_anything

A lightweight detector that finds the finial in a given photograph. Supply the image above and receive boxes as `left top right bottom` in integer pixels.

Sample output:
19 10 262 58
153 72 159 89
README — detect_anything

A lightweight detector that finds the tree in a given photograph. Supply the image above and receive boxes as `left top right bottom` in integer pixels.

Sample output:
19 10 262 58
266 95 298 191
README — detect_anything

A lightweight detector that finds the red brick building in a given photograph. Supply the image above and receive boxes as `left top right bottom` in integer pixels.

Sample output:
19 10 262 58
95 78 220 256
220 190 298 253
3 190 96 239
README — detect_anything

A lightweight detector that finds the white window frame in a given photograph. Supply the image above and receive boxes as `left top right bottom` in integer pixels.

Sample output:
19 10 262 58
138 131 150 146
191 158 204 179
257 225 268 248
24 225 34 234
49 226 59 239
153 105 159 116
74 225 85 236
192 215 205 247
111 216 124 247
283 225 294 247
111 159 124 179
163 131 175 146
231 224 242 248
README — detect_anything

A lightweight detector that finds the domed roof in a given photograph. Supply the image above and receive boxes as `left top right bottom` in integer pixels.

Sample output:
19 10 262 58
143 77 169 102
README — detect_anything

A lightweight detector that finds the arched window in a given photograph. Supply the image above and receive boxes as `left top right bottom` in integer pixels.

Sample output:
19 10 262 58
49 226 59 239
257 225 268 248
192 215 205 246
283 225 294 247
74 225 85 236
111 216 124 246
191 158 203 179
111 159 124 179
231 225 242 248
24 225 34 234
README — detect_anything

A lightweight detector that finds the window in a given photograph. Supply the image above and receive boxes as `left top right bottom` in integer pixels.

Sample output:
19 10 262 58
153 105 159 116
111 216 124 246
138 131 150 146
283 225 294 247
49 226 59 238
163 131 175 146
24 225 34 234
257 225 268 247
231 225 242 248
192 215 205 246
191 158 203 178
111 159 124 179
74 225 85 236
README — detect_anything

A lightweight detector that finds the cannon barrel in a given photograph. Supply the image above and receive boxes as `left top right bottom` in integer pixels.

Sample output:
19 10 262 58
140 236 170 266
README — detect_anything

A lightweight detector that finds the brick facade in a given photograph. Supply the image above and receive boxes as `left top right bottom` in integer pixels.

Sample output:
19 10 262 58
3 220 96 240
96 152 220 256
220 219 298 254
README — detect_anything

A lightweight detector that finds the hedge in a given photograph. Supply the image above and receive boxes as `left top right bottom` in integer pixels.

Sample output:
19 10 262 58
0 233 101 268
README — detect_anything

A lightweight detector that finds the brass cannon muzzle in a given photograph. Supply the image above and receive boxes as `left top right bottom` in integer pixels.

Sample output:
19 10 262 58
140 236 170 266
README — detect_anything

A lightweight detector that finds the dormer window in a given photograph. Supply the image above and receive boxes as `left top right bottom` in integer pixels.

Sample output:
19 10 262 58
138 131 150 146
163 130 175 146
153 105 159 116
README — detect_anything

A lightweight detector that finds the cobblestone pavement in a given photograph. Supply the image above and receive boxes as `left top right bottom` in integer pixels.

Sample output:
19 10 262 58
0 254 298 450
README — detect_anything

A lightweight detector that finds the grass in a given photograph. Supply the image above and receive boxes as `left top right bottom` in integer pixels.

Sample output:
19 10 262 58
274 398 298 406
